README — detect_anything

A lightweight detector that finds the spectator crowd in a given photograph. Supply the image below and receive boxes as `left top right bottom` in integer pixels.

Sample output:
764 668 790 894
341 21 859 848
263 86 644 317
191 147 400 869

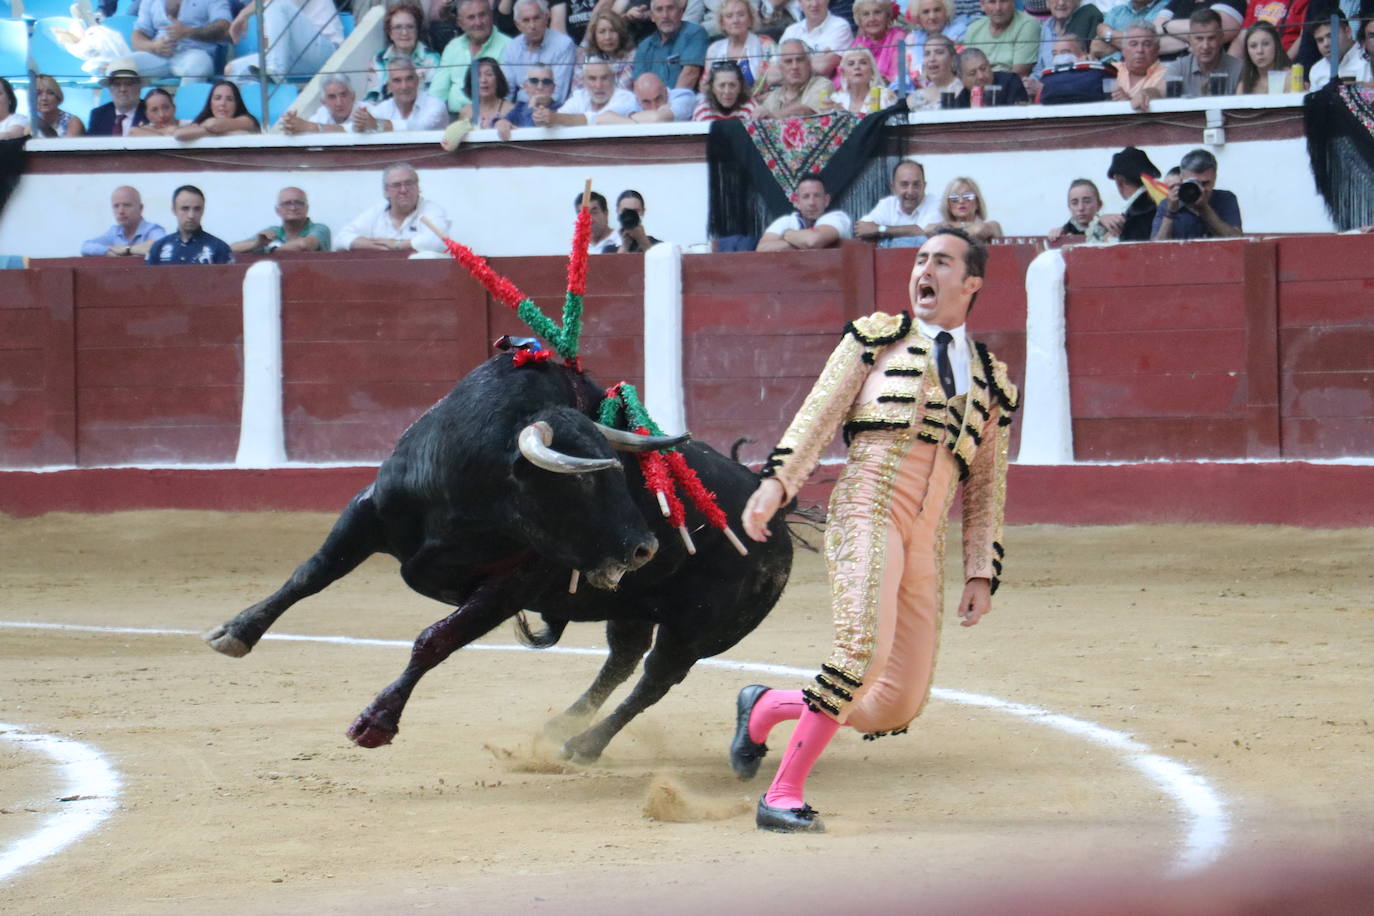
70 143 1245 261
3 0 1373 141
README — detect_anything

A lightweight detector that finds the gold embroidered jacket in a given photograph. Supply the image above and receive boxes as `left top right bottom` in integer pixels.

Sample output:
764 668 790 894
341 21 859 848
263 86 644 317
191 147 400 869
759 310 1019 592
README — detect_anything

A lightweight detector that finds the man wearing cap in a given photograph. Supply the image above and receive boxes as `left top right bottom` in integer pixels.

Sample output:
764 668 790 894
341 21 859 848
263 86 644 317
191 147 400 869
1099 146 1161 242
87 59 149 136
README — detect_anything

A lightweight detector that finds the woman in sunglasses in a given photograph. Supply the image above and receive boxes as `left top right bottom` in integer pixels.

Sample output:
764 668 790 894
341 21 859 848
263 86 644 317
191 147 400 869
692 59 759 120
936 176 1002 242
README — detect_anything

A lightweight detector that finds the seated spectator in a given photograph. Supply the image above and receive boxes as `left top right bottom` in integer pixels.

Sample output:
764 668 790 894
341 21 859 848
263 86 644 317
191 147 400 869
854 159 940 248
1152 147 1243 240
1047 178 1115 243
576 9 638 90
456 57 516 126
1309 12 1362 90
502 0 579 105
495 64 559 137
832 47 896 113
30 76 88 138
1155 0 1243 58
962 0 1041 77
225 0 342 84
336 163 452 251
1238 21 1293 93
1234 0 1307 54
1358 19 1374 86
904 0 967 90
705 0 776 89
130 87 184 136
551 0 600 46
366 2 442 102
755 38 831 117
1092 0 1170 62
907 33 962 108
355 58 452 132
756 175 852 251
778 0 851 79
81 186 167 257
130 0 230 83
551 60 641 121
1036 0 1103 72
280 74 360 134
1163 9 1242 96
88 60 149 136
598 71 697 121
614 189 662 251
1034 35 1113 103
1111 23 1166 110
632 0 709 89
146 185 235 265
231 187 332 253
174 80 261 139
849 0 903 87
1100 145 1161 241
936 176 1003 242
606 0 658 44
954 47 1030 105
693 59 760 118
429 0 512 114
583 191 622 253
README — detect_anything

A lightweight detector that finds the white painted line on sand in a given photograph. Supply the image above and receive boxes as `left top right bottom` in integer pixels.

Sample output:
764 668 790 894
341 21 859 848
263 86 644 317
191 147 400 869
0 620 1230 876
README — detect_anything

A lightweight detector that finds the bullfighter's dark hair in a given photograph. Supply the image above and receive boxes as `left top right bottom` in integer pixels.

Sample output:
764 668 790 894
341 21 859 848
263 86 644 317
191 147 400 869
172 184 206 203
577 190 609 212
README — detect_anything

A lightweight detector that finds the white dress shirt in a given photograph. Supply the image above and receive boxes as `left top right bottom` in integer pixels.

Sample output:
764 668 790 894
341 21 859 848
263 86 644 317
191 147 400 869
361 93 449 132
916 316 970 396
335 197 451 250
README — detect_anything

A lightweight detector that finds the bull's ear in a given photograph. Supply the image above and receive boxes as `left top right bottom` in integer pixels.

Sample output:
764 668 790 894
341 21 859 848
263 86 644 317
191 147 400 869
517 421 619 474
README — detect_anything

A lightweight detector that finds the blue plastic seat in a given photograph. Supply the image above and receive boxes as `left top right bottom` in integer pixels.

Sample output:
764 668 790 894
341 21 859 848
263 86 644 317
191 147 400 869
19 0 80 21
113 0 138 14
103 13 137 46
241 80 296 127
173 79 212 120
29 16 97 86
56 83 97 122
232 13 258 58
0 19 29 86
338 11 354 36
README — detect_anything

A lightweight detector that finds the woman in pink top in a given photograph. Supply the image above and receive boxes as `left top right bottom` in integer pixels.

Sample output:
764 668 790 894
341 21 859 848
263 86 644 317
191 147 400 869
848 0 904 87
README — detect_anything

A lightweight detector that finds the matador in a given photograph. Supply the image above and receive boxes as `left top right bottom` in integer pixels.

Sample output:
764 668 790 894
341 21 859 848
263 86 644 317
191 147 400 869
734 227 1019 833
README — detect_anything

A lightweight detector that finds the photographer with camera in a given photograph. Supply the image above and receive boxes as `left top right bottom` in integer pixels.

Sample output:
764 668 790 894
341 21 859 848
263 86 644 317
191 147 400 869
615 190 662 253
1151 148 1243 241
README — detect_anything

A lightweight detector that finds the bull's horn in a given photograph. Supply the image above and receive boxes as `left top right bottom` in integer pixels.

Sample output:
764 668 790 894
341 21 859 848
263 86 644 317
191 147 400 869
595 423 691 453
518 421 619 474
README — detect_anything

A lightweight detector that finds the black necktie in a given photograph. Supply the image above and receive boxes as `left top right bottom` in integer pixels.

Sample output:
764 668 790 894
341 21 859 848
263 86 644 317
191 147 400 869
935 331 956 398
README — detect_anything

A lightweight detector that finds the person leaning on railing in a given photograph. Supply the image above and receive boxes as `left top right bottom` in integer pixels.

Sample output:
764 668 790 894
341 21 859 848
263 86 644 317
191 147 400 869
30 75 88 138
174 80 261 139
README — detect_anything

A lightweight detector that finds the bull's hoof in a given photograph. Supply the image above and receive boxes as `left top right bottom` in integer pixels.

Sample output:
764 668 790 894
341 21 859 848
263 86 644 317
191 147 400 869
542 711 592 743
346 713 397 748
203 624 251 658
560 733 605 764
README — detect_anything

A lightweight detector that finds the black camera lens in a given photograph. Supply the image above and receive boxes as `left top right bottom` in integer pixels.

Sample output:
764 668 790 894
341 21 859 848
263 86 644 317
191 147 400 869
1178 179 1202 206
618 208 641 230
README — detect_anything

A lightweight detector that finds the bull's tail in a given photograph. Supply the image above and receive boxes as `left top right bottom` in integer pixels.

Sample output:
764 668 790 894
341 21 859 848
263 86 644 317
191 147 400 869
513 611 568 648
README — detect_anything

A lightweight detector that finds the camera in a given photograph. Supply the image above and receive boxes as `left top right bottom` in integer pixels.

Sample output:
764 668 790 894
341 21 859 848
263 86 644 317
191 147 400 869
618 208 641 231
1177 178 1204 206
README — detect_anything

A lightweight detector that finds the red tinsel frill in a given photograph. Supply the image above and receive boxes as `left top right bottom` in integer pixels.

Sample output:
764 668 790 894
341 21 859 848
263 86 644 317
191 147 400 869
512 348 552 367
442 238 527 310
637 448 684 528
567 208 591 297
665 450 727 530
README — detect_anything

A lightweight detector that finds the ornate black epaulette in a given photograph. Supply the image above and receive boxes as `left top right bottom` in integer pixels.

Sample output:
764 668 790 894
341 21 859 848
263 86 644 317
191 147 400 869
843 310 912 348
974 341 1019 412
877 394 917 403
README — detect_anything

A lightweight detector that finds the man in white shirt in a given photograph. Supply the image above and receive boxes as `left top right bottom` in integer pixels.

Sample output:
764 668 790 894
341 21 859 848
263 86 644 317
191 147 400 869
855 161 941 249
337 163 452 251
549 62 640 124
353 58 450 133
225 0 342 84
597 73 696 123
280 74 359 134
1309 13 1363 91
757 176 853 251
778 0 852 77
583 191 623 253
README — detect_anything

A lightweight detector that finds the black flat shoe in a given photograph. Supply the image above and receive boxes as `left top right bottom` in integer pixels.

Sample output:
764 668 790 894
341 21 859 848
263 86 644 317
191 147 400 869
730 684 770 780
756 796 825 833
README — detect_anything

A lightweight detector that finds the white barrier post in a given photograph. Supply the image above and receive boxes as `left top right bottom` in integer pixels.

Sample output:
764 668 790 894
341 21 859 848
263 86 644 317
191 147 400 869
642 243 686 434
235 260 287 467
1017 248 1074 464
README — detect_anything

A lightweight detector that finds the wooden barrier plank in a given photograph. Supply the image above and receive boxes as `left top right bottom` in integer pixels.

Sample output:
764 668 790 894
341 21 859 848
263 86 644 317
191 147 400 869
1073 416 1250 460
1066 328 1245 375
1066 241 1247 288
79 345 243 388
1279 327 1374 374
685 333 838 380
78 424 240 465
1277 279 1374 328
75 264 244 309
682 250 847 294
0 309 45 350
76 304 242 349
1242 239 1280 458
1281 417 1374 456
1280 371 1374 418
1068 286 1246 331
78 386 241 424
282 301 466 341
1070 371 1245 418
1276 234 1374 282
284 340 463 383
38 270 77 466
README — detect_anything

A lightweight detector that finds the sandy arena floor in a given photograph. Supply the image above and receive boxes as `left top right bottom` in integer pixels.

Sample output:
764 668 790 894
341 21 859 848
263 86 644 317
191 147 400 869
1 511 1372 914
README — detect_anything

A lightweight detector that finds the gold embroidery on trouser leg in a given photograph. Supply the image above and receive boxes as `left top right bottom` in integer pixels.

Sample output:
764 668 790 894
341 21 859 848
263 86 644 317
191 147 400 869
815 429 915 721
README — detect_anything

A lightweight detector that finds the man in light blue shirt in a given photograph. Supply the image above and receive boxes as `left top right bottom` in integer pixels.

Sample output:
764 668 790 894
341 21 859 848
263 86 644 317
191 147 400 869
81 186 166 258
501 0 578 106
131 0 232 82
632 0 708 89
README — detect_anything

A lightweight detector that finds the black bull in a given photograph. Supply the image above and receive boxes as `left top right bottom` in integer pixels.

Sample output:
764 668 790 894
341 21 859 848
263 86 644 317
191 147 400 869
204 354 793 761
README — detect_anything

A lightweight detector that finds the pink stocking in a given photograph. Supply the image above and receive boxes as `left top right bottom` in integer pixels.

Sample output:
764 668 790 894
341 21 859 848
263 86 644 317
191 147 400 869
748 689 807 744
764 706 841 809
